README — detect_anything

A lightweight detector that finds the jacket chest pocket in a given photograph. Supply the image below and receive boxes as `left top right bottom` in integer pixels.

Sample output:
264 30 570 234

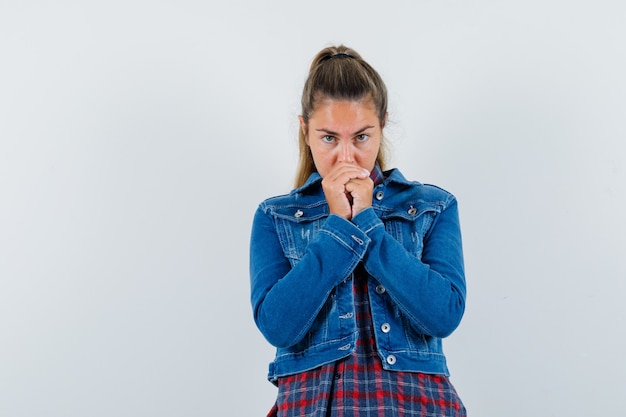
381 204 441 258
270 205 328 266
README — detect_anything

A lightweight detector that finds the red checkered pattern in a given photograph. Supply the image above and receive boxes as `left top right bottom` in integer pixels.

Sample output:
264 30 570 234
267 268 466 417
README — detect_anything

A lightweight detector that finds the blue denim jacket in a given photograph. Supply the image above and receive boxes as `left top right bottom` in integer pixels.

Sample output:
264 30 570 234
250 168 466 383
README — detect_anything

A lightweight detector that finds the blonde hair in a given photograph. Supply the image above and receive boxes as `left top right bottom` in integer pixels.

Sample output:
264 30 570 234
294 45 389 188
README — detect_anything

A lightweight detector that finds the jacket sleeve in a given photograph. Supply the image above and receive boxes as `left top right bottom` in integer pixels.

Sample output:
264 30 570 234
353 197 466 338
249 206 370 349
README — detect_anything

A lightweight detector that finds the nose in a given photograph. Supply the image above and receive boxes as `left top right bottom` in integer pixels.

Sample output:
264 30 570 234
337 142 355 163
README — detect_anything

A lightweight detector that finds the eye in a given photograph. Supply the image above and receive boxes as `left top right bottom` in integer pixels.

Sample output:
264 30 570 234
355 134 369 142
322 135 335 143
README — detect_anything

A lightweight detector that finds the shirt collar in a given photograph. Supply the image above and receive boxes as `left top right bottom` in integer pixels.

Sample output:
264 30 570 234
369 162 385 187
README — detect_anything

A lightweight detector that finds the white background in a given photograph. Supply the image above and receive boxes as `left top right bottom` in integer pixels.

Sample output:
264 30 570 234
1 1 625 416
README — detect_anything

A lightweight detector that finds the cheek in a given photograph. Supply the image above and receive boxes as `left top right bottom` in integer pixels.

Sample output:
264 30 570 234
315 154 336 171
358 146 380 168
310 149 339 176
358 143 379 159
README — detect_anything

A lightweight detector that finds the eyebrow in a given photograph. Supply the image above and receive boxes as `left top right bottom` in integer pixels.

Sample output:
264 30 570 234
315 125 375 136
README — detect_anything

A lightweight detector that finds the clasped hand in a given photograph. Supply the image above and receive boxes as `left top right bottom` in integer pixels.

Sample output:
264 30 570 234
321 163 374 220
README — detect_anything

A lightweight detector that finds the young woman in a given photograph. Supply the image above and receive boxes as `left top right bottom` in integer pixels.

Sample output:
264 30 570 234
249 45 467 417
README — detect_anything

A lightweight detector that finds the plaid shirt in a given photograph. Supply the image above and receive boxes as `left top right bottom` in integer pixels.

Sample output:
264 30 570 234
368 163 385 188
266 166 466 417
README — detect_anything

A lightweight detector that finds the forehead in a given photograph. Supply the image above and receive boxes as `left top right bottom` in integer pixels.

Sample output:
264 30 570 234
309 97 378 123
314 93 375 109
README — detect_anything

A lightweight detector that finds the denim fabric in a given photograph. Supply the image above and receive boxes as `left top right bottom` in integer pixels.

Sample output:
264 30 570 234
250 168 466 383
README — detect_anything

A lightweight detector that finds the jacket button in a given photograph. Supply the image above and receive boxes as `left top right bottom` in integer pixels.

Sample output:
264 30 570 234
386 355 396 365
351 235 364 245
375 191 384 200
375 284 386 294
294 209 303 218
408 206 417 215
381 323 391 333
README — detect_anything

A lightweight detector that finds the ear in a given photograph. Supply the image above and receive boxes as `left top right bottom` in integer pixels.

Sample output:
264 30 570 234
298 115 308 144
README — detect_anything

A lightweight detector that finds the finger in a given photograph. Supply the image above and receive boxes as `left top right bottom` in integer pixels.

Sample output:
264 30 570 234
325 164 370 184
345 179 372 197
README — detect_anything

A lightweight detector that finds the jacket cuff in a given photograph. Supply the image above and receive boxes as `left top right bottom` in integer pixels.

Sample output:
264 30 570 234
351 207 384 234
320 214 371 258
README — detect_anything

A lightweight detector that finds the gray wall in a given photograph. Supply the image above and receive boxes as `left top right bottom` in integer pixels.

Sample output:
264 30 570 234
1 1 624 416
